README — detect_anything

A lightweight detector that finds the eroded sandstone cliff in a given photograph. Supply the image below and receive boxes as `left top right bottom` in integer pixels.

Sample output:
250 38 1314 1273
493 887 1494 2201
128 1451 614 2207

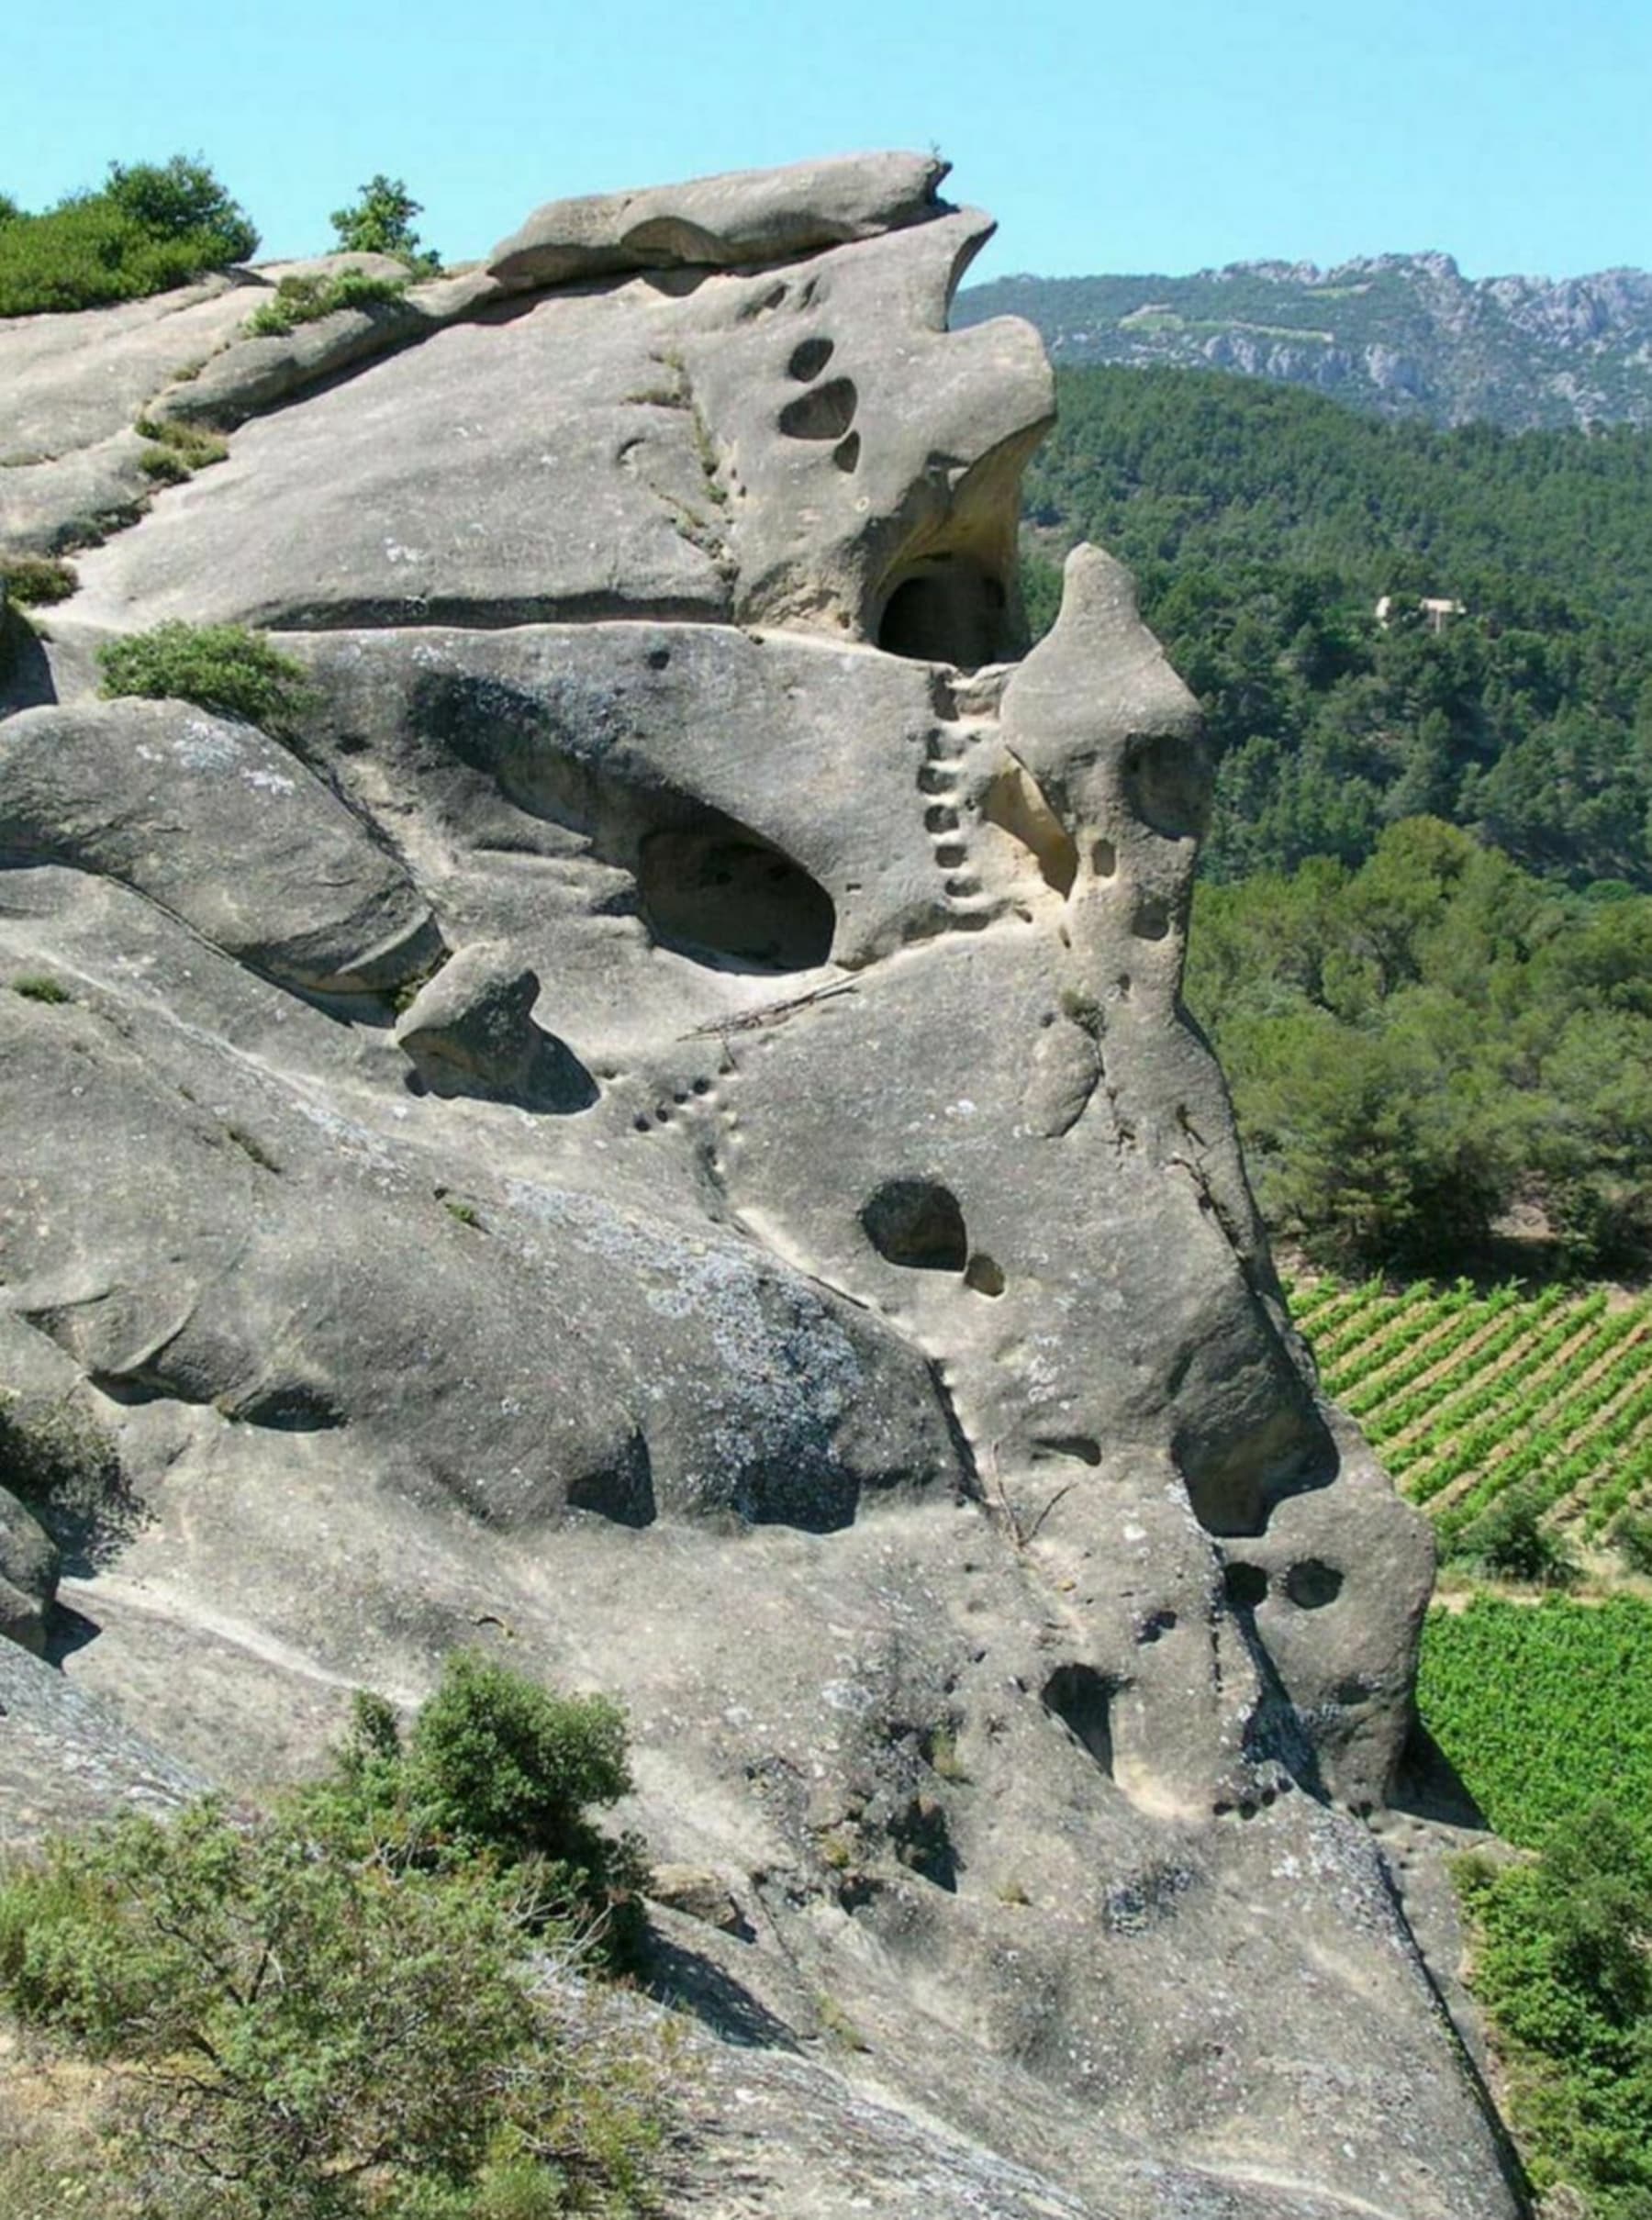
0 155 1521 2218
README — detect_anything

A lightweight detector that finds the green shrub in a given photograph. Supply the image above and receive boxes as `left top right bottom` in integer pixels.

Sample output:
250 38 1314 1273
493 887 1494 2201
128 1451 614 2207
1614 1512 1652 1577
0 1389 126 1567
10 975 71 1004
1457 1804 1652 2214
330 174 441 276
103 157 256 261
0 554 77 608
137 445 191 485
0 1657 667 2217
243 266 407 339
1451 1486 1579 1588
0 157 256 318
97 621 307 731
327 1654 647 1968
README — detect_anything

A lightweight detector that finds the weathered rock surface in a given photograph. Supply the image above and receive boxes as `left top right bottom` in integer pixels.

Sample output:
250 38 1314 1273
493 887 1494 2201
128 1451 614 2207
0 1637 201 1840
0 153 1521 2218
488 151 948 289
0 1487 57 1653
0 256 432 553
0 696 441 992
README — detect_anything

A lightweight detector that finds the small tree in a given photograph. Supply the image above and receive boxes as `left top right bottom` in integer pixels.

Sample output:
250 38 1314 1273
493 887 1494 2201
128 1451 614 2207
0 1656 664 2217
1457 1487 1579 1589
329 174 440 276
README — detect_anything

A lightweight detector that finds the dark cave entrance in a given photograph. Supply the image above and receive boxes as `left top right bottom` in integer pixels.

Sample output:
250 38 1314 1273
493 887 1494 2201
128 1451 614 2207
637 820 836 973
877 556 1010 670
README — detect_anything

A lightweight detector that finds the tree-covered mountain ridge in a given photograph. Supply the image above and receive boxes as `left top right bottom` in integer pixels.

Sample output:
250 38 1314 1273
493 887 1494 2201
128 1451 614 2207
957 252 1652 429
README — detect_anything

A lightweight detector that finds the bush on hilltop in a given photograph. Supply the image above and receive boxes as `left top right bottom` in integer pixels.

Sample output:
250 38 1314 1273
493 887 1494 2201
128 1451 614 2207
0 155 257 318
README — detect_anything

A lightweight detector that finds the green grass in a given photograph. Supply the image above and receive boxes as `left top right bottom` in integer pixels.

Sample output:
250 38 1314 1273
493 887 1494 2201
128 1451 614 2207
242 267 407 339
133 417 229 484
0 555 77 608
1418 1599 1652 2216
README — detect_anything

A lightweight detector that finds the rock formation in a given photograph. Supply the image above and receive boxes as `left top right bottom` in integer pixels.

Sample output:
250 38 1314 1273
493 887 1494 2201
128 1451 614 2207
0 156 1522 2216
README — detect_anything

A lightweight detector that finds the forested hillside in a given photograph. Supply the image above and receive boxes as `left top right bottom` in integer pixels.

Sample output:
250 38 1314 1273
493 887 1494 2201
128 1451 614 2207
1021 366 1652 890
1021 368 1652 1275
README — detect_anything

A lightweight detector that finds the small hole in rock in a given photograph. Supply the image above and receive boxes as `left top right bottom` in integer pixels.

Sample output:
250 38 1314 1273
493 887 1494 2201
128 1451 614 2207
1091 837 1117 877
860 1178 968 1272
646 647 671 671
832 431 861 473
1284 1558 1344 1609
639 822 835 973
1041 1664 1119 1778
1032 1435 1101 1467
965 1253 1005 1298
1124 733 1210 842
877 561 1010 670
933 842 967 868
787 336 834 381
565 1440 656 1529
778 376 858 441
1132 897 1171 942
1222 1562 1268 1611
924 805 959 833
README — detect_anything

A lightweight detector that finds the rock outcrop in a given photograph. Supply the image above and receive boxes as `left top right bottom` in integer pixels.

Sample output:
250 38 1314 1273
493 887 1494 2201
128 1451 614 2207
0 155 1521 2218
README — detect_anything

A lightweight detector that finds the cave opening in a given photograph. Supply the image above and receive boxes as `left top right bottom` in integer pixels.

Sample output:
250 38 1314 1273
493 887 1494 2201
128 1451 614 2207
637 823 836 973
877 556 1010 670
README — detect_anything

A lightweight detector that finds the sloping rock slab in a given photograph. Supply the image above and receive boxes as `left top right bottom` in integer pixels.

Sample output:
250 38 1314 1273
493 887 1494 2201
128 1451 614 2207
489 151 947 288
0 697 439 992
0 1641 201 1846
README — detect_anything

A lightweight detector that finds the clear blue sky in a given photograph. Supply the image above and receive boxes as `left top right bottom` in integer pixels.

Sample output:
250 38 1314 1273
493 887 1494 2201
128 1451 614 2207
10 0 1650 282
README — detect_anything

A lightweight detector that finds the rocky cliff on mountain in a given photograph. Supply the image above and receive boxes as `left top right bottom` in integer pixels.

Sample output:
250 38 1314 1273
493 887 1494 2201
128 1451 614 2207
0 155 1523 2218
958 251 1652 428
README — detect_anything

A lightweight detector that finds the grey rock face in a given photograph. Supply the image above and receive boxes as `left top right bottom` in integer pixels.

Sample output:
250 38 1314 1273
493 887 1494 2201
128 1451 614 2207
0 1639 201 1842
0 1486 58 1653
394 941 596 1106
62 203 1050 653
0 156 1512 2218
0 697 441 994
487 151 948 288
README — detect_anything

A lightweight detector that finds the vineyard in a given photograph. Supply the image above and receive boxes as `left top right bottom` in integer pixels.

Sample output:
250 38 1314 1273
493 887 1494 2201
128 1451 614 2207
1287 1277 1652 1563
1419 1593 1652 1846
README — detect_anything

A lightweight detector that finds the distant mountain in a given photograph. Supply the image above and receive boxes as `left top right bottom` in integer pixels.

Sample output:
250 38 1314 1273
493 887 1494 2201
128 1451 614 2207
955 253 1652 429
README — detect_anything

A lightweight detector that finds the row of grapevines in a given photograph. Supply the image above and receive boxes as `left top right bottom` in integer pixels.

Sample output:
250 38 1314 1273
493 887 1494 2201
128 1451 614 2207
1291 1277 1652 1544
